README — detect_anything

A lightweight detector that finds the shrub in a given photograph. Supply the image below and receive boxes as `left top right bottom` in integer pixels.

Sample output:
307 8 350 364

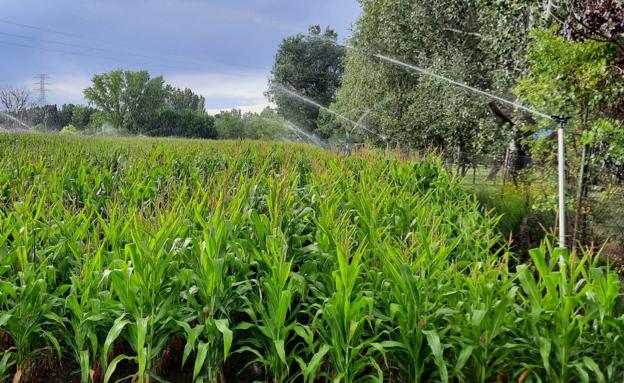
60 124 78 135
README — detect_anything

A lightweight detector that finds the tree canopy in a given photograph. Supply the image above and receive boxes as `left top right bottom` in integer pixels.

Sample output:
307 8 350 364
84 70 167 133
267 25 346 135
83 70 214 138
517 26 624 177
322 0 552 159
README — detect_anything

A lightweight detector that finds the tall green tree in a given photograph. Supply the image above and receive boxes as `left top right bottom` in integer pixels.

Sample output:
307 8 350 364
516 25 624 178
516 26 624 244
327 0 546 159
84 70 166 133
267 25 345 135
148 109 217 139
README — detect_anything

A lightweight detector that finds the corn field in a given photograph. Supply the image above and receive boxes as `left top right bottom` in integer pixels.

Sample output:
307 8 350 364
0 134 622 383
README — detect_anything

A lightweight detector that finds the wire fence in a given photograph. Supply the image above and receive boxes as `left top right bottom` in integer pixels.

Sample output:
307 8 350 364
336 142 624 268
449 152 624 270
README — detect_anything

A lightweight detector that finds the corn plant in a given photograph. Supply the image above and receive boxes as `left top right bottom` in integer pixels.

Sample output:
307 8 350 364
516 242 608 382
64 246 123 383
378 242 454 382
0 134 622 383
313 224 383 383
106 217 184 383
177 213 241 383
239 232 302 383
0 266 65 382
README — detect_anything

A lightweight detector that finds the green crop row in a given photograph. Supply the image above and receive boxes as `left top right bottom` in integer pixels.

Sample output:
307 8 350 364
0 134 622 383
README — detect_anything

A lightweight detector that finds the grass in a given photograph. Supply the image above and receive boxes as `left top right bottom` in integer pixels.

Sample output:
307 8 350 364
0 133 622 382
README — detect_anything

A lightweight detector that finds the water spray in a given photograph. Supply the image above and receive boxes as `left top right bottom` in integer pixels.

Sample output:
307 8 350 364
311 36 569 247
0 112 31 130
272 83 398 146
259 116 327 147
371 53 568 247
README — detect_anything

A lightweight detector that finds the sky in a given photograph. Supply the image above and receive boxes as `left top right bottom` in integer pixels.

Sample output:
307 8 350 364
0 0 361 114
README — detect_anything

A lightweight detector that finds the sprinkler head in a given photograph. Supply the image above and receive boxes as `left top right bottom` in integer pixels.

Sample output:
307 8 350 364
551 115 569 123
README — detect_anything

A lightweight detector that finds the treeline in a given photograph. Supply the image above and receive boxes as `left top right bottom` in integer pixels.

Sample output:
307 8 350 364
267 2 624 175
14 69 296 141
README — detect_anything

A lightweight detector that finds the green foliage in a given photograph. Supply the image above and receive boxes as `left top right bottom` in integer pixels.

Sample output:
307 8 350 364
0 134 622 382
267 25 345 134
328 0 545 154
24 104 97 131
148 109 217 139
82 70 222 138
516 27 624 171
70 105 98 130
60 124 79 135
164 85 206 113
84 70 167 133
214 108 288 140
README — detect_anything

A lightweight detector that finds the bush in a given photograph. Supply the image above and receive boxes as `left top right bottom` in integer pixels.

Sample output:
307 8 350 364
146 109 217 139
59 124 78 135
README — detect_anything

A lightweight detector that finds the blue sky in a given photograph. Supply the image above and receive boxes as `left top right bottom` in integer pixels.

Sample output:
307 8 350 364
0 0 361 113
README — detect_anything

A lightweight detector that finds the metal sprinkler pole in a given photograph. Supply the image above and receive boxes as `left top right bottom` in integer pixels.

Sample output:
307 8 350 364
553 116 568 248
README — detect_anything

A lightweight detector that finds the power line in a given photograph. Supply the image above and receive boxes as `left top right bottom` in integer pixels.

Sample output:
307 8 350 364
0 18 181 59
0 39 207 71
0 30 209 69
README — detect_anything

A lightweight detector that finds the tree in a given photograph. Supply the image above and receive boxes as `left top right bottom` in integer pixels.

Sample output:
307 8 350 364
266 25 346 135
70 105 97 130
165 85 206 112
0 87 32 121
214 108 289 141
517 27 623 166
561 0 624 56
84 70 166 133
22 104 97 131
516 27 624 246
214 109 246 139
327 0 546 162
148 109 217 139
25 105 61 131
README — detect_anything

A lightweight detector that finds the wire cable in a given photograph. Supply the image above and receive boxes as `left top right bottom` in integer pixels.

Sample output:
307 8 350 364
0 39 201 71
0 18 180 58
0 30 209 69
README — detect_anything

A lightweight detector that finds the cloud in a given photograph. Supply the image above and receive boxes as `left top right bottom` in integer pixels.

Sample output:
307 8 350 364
41 74 92 105
167 71 268 98
206 101 272 116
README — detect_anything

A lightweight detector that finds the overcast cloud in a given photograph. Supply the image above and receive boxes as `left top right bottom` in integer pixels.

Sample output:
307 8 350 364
0 0 360 112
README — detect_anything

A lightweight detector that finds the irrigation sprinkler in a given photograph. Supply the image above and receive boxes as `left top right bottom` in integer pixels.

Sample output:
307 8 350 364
337 43 571 248
274 43 570 248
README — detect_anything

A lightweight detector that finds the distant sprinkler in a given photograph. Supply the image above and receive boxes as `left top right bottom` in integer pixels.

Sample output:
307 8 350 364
273 82 399 146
